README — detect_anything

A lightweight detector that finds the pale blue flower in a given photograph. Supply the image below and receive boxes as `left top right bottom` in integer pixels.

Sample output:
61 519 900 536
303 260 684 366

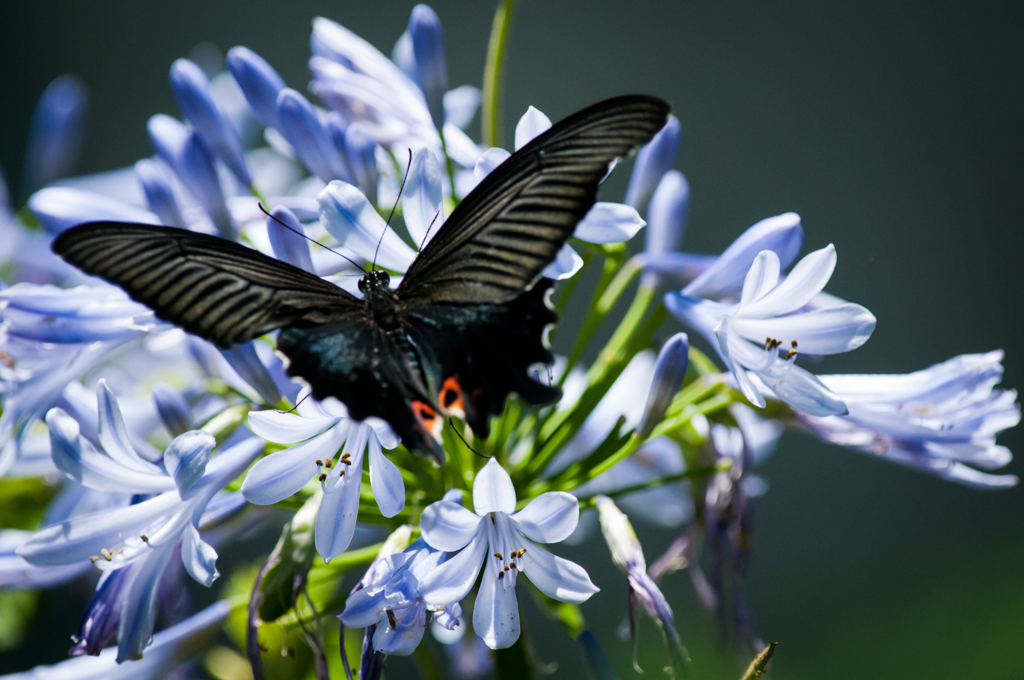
20 75 89 201
639 170 690 287
666 245 876 416
799 351 1020 489
265 205 315 272
308 11 481 171
28 186 160 234
420 458 597 649
169 58 252 186
0 600 230 679
341 536 462 655
150 382 193 437
242 391 403 561
17 383 263 661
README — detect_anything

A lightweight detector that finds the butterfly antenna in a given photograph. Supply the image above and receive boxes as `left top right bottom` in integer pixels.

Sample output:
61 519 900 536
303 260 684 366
372 148 413 271
418 209 441 251
281 392 312 415
449 417 491 459
258 203 366 273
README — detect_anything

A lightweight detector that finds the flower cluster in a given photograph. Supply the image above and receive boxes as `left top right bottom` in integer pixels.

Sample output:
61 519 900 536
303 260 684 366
0 2 1016 679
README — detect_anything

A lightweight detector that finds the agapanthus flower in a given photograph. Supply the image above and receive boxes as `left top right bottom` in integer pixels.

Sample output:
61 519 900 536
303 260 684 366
19 74 90 202
17 382 263 661
242 391 403 561
0 600 230 680
797 351 1019 488
341 527 462 654
419 458 598 649
667 245 876 416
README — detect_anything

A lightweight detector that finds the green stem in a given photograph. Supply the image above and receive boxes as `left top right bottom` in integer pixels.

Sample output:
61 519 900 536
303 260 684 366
250 184 270 208
562 245 626 382
482 0 516 148
437 128 460 207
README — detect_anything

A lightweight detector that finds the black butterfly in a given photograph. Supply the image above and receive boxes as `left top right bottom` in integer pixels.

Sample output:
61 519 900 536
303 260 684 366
52 95 670 462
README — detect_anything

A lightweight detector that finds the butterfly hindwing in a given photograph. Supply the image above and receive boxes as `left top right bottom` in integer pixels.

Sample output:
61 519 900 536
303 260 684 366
52 222 360 348
397 95 671 305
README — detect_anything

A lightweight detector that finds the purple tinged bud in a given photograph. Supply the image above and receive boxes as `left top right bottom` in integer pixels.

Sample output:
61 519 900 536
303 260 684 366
152 381 194 437
409 5 448 130
134 159 186 228
147 114 235 238
169 58 252 186
577 631 620 680
637 333 690 439
20 74 90 200
345 126 379 205
624 115 681 215
324 111 355 184
226 46 287 130
266 205 315 273
70 568 128 656
276 88 350 183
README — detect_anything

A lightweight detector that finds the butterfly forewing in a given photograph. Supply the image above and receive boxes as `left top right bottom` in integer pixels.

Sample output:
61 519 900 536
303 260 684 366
397 95 671 304
52 222 360 348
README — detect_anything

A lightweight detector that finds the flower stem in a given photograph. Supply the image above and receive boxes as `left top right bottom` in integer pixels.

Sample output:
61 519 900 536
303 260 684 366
561 244 627 383
482 0 516 148
438 127 460 206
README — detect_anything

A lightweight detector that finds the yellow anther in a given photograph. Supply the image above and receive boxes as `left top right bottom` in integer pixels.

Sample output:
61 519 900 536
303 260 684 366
140 535 149 543
786 349 798 360
315 459 323 466
100 548 112 561
319 473 327 482
494 552 503 560
90 555 100 563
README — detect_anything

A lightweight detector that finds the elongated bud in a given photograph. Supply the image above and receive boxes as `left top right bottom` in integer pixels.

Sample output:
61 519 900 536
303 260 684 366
147 114 235 238
170 58 252 186
624 114 680 215
20 74 89 200
595 496 645 573
636 333 689 439
134 159 185 228
28 186 158 234
226 46 286 129
345 126 379 206
267 205 315 273
276 88 350 183
409 5 448 131
152 381 194 436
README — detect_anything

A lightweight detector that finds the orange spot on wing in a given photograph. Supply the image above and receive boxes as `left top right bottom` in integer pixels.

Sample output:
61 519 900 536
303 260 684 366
411 400 444 442
438 376 466 419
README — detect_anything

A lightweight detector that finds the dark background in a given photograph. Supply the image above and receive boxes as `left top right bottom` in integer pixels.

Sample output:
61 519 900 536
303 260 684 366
1 1 1022 678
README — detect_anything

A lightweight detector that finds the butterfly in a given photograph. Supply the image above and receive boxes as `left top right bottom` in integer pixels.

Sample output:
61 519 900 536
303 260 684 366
52 95 670 462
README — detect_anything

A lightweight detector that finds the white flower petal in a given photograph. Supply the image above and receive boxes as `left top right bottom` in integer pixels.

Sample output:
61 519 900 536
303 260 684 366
421 500 483 551
515 539 598 604
473 560 520 649
95 381 165 476
247 409 340 443
401 147 444 249
741 244 836 318
420 529 488 606
181 523 219 587
444 85 481 130
473 458 517 515
116 539 178 662
163 430 214 499
315 445 365 562
573 203 645 244
368 430 404 517
241 425 347 505
17 492 180 566
541 243 584 280
472 147 511 185
366 416 401 449
509 492 579 544
739 250 780 307
730 302 876 355
28 187 160 235
47 409 175 494
757 362 848 416
514 106 551 151
318 180 416 272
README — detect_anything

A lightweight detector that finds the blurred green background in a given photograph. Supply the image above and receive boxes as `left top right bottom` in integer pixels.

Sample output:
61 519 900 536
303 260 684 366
1 1 1022 678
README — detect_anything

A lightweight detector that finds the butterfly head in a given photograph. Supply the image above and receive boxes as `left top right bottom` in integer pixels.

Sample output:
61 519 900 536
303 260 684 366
358 269 391 295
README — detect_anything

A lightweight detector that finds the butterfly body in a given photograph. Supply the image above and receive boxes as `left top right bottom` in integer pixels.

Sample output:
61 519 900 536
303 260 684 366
52 95 671 462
